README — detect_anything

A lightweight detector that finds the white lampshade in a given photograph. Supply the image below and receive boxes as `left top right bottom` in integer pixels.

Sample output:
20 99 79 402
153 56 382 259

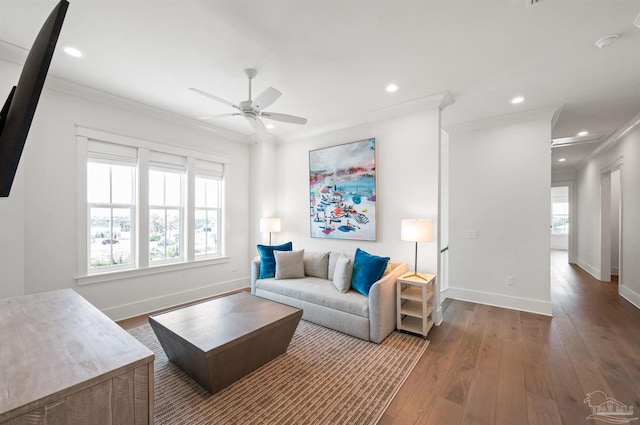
401 219 433 242
260 217 281 233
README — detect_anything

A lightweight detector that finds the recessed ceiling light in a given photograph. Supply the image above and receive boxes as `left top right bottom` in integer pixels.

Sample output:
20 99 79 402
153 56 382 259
63 46 84 58
511 96 525 104
577 131 589 136
266 123 275 129
558 158 567 162
386 84 398 93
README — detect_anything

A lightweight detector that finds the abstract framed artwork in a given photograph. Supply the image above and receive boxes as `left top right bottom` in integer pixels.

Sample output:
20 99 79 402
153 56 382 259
309 138 377 241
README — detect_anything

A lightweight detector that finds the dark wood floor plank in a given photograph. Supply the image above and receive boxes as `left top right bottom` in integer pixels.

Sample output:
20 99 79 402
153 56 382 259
459 370 498 425
438 304 487 407
495 339 528 425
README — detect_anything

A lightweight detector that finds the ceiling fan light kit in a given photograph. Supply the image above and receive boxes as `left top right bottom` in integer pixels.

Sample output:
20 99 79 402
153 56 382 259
190 68 307 133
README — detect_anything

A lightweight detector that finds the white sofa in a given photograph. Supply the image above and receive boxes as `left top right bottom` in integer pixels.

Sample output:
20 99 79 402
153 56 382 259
251 251 408 344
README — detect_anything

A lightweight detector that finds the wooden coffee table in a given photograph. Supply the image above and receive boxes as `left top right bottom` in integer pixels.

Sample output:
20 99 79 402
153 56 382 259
149 292 302 394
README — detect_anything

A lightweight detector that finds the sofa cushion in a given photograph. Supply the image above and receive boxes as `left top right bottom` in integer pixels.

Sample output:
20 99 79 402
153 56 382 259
257 242 293 279
275 249 305 279
351 248 390 296
332 254 353 293
328 251 352 281
304 251 330 279
255 277 369 318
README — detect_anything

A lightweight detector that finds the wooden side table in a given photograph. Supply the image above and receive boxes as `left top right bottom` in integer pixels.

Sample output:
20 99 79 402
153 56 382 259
396 272 436 337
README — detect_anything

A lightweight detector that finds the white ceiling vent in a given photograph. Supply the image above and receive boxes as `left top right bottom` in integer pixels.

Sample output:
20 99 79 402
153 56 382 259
526 0 544 7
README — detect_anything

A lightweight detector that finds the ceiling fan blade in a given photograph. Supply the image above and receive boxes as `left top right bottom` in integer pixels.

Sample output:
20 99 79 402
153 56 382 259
245 116 266 133
189 87 240 110
260 112 307 125
253 87 281 111
198 113 241 120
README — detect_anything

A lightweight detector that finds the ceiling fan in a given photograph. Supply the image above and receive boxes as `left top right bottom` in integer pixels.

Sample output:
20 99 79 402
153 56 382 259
189 68 307 132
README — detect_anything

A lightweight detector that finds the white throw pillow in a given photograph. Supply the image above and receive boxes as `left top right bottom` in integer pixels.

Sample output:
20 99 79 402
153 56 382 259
332 255 353 293
303 251 330 279
274 249 305 279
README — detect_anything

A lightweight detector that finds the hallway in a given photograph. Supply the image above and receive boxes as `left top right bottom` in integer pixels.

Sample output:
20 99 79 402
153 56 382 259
380 250 640 425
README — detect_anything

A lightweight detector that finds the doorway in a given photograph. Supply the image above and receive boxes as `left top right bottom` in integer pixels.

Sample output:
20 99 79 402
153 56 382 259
599 159 623 286
551 182 575 263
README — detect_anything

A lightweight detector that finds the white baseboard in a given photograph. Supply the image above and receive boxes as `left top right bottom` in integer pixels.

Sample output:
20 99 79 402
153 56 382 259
611 267 619 275
102 277 249 321
620 284 640 310
575 257 601 280
443 287 553 316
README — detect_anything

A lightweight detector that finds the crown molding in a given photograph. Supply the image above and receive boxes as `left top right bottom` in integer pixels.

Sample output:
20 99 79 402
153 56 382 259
278 91 453 144
581 110 640 166
443 105 562 134
43 76 252 144
0 45 251 145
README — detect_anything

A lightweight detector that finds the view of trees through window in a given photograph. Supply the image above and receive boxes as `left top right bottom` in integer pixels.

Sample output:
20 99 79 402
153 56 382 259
149 170 183 262
552 201 569 234
85 137 224 274
195 177 220 256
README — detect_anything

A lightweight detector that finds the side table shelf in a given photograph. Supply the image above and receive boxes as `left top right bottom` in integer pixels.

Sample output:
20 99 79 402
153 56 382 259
396 272 436 338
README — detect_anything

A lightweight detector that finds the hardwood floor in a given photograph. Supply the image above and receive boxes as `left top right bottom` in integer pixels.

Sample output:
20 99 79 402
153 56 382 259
379 250 640 425
119 253 639 425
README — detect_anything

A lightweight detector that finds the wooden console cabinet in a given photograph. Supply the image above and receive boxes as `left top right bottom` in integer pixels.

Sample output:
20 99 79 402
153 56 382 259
0 289 154 425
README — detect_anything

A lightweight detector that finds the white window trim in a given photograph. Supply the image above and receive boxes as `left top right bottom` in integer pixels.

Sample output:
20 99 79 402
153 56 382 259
76 127 230 284
194 175 223 259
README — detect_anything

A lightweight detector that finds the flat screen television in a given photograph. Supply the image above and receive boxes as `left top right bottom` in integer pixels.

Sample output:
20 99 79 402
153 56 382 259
0 0 69 197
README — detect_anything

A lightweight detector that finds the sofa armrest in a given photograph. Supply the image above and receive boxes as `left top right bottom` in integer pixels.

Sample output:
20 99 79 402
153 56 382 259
368 261 408 343
251 258 261 294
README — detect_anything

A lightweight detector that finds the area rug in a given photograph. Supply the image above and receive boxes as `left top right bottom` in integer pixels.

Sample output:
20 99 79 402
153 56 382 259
129 320 428 425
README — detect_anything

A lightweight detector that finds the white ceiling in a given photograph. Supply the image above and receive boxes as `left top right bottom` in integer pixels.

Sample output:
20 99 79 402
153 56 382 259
1 0 640 169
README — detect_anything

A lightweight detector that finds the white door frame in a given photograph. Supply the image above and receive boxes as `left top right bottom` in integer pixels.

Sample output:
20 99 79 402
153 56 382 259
551 181 575 262
600 156 623 285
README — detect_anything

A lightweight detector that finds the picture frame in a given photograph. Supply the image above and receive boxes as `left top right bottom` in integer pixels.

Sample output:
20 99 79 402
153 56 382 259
309 138 377 241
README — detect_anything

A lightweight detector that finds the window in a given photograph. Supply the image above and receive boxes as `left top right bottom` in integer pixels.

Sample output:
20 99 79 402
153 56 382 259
195 177 221 256
87 142 137 271
149 169 184 262
79 129 227 278
551 201 569 234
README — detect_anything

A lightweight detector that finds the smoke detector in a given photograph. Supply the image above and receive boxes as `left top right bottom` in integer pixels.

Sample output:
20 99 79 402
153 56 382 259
595 34 620 48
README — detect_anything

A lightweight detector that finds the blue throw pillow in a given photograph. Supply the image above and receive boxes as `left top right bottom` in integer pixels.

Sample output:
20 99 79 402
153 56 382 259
351 248 390 296
257 242 293 279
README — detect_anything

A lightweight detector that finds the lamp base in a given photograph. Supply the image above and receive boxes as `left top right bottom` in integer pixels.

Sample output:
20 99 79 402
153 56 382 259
403 272 429 281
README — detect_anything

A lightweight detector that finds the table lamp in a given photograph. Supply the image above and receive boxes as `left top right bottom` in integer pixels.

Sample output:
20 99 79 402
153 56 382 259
401 219 433 280
260 217 281 245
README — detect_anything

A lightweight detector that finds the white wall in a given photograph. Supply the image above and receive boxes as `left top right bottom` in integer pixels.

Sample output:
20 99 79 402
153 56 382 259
252 101 444 324
0 58 251 319
271 110 441 272
446 114 553 315
575 126 640 308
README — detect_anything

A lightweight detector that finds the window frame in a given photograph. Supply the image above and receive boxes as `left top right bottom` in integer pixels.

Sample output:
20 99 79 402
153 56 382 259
194 176 223 258
551 200 569 235
87 161 137 271
76 128 229 285
149 168 185 265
